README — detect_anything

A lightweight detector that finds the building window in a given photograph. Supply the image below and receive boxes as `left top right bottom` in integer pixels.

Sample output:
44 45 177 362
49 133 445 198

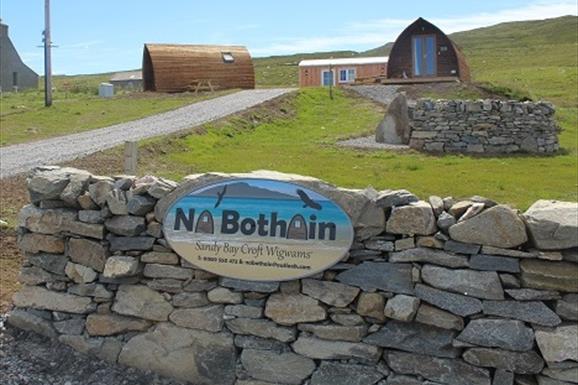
222 52 235 63
12 72 18 87
339 68 356 83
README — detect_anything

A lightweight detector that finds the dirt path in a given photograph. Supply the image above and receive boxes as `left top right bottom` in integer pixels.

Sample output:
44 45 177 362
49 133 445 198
0 88 295 178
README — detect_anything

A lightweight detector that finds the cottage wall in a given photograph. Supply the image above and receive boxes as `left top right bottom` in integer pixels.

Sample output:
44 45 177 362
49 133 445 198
0 23 39 91
299 63 387 87
9 167 578 385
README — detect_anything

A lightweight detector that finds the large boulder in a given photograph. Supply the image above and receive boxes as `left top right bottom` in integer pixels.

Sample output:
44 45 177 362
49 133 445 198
448 205 527 248
523 200 578 250
118 323 236 385
375 93 410 144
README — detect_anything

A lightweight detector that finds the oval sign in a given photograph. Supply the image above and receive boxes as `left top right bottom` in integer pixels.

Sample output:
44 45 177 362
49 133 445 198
163 178 354 281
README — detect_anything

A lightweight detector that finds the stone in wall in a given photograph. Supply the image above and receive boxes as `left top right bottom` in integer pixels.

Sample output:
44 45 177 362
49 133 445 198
524 200 578 250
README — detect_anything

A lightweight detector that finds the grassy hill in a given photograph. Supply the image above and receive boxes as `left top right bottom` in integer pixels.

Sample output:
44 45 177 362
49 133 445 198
255 15 578 105
451 15 578 106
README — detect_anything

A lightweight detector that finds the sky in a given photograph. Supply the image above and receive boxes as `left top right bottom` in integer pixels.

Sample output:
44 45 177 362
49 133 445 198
1 0 577 75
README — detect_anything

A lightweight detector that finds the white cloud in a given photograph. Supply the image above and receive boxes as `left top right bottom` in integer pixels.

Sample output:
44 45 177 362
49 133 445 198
252 0 578 56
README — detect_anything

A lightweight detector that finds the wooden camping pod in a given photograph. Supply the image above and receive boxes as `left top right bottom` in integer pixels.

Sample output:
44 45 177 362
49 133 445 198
387 18 470 82
142 44 255 92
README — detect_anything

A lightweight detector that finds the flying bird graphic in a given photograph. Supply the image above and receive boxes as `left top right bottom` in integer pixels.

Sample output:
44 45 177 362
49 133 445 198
214 185 228 208
296 189 322 211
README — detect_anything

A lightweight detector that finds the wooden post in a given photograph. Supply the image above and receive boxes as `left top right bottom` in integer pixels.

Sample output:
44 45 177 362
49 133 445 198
124 141 138 175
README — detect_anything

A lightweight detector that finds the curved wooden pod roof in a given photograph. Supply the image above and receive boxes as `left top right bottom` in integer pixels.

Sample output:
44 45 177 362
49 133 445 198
143 44 255 92
387 18 470 82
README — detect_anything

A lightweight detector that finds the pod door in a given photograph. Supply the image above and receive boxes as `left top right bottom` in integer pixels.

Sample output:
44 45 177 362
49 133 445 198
412 35 436 77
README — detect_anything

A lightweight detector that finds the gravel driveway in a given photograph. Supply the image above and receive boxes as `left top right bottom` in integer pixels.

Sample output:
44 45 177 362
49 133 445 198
0 89 294 178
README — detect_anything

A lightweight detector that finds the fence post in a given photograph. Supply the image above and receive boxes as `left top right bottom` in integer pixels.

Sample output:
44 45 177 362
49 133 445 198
124 141 138 175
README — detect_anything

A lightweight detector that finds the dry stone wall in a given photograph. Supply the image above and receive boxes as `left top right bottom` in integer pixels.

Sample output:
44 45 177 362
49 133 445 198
408 99 560 154
9 166 578 385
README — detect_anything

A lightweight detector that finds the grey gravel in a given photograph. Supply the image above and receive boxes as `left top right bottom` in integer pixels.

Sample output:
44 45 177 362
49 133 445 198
0 316 185 385
1 89 294 178
337 136 410 151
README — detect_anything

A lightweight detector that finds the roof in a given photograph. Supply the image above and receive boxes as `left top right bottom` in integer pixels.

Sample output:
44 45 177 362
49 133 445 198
110 71 142 82
299 56 388 67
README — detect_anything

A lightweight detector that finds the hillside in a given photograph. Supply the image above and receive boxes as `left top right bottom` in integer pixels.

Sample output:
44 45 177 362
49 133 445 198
254 15 578 105
451 15 578 106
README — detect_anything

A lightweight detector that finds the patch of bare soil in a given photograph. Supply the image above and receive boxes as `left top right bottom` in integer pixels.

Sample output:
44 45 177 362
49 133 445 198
0 175 28 313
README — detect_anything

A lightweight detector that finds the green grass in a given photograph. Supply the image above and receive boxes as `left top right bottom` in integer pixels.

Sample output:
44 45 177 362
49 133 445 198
0 88 234 146
134 88 577 209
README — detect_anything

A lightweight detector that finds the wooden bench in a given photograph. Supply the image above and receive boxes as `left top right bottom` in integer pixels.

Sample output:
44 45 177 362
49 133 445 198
187 80 218 94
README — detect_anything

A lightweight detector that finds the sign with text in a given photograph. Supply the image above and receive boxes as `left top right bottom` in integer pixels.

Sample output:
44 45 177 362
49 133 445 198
163 179 354 281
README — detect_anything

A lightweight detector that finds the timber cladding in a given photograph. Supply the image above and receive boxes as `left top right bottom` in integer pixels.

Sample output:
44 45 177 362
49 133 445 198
387 17 470 82
142 44 255 92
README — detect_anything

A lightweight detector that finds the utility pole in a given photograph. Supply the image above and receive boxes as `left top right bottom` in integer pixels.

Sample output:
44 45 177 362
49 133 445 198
43 0 52 107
